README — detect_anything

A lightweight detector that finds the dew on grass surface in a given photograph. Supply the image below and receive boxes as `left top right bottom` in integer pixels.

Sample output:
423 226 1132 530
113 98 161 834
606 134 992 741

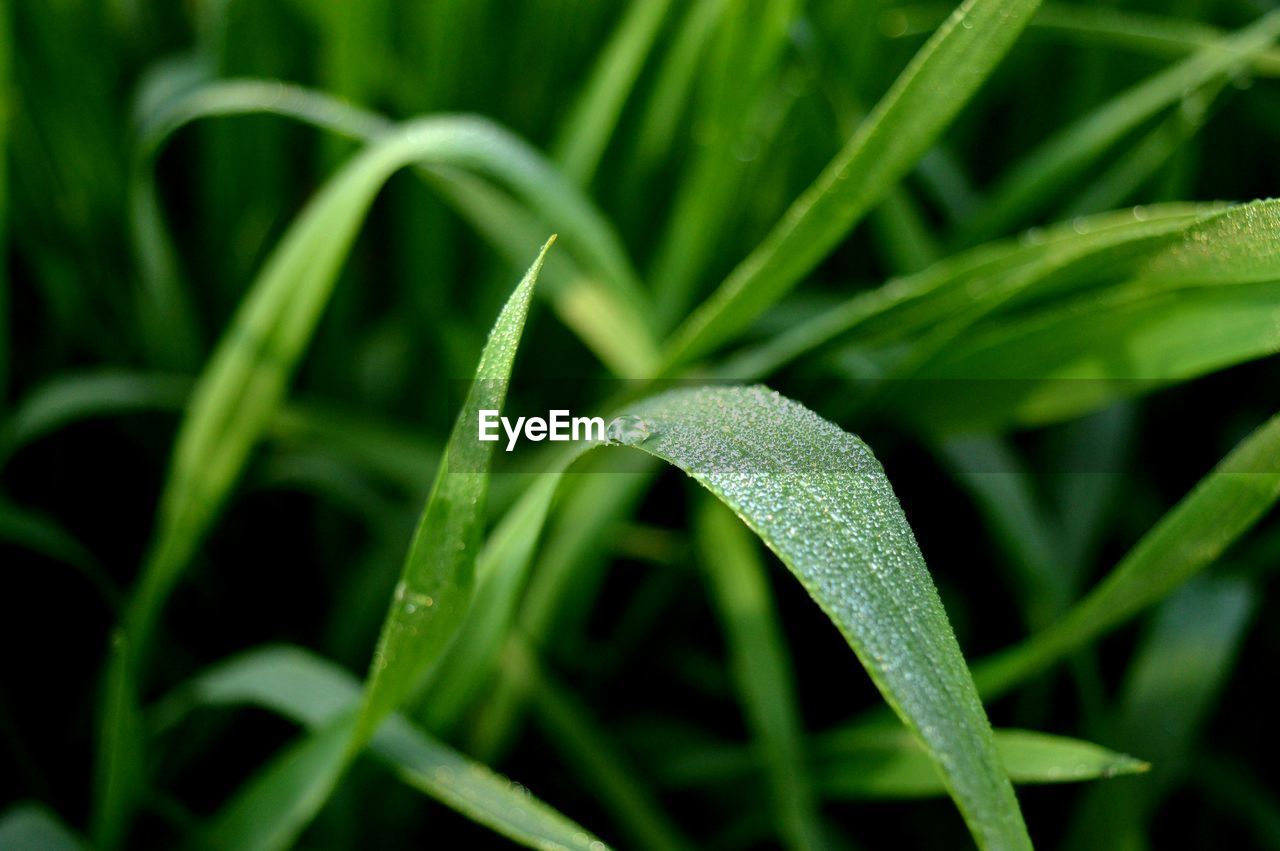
605 414 651 445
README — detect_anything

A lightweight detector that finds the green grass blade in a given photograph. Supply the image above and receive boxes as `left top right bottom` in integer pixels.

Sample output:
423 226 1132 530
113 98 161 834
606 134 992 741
134 80 657 375
503 640 691 851
900 200 1280 430
662 0 1044 367
91 633 143 851
620 385 1030 850
553 0 674 184
204 715 354 851
695 497 824 851
959 10 1280 243
354 240 551 746
1064 577 1253 850
817 727 1148 799
415 473 562 733
718 203 1206 380
973 412 1280 699
0 804 86 851
157 646 610 851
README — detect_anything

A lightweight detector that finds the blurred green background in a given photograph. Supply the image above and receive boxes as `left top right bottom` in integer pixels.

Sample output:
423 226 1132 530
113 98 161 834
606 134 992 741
4 0 1280 848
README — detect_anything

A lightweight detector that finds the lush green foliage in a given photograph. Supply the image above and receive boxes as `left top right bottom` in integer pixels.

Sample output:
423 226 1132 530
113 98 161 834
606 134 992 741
4 1 1280 848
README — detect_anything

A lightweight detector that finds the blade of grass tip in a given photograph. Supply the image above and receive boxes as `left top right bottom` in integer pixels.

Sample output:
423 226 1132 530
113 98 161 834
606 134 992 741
553 0 675 185
92 633 143 851
1064 577 1254 850
815 726 1149 798
618 386 1030 849
501 639 692 851
958 9 1280 244
0 804 86 851
133 79 657 376
695 497 825 851
655 725 1146 796
352 239 552 748
973 411 1280 700
662 0 1044 368
155 646 610 851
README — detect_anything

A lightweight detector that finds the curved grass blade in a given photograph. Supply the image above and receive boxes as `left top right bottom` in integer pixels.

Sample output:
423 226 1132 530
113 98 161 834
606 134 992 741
133 79 657 375
973 410 1280 699
0 804 85 851
959 10 1280 243
553 0 674 184
127 121 557 660
663 0 1044 368
156 646 610 851
619 385 1030 850
354 240 551 746
695 497 824 851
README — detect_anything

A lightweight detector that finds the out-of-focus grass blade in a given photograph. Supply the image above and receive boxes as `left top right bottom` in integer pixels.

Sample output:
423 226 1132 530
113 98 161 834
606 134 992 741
133 79 657 375
620 385 1030 850
887 3 1280 75
91 633 143 851
502 640 691 851
0 0 10 402
960 10 1280 243
695 497 824 851
553 0 674 184
974 412 1280 699
900 200 1280 430
0 500 116 607
1064 577 1253 850
204 715 355 851
353 241 550 747
1197 757 1280 849
662 0 1044 367
127 121 558 660
819 726 1147 798
655 725 1147 796
0 804 85 851
718 203 1205 380
156 646 610 851
0 370 436 496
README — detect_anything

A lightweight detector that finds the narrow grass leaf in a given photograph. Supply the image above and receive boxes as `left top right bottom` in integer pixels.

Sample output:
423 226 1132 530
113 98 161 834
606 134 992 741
974 412 1280 699
817 726 1149 798
960 10 1280 243
663 0 1044 367
553 0 674 184
619 385 1030 850
354 241 551 746
695 497 824 851
91 633 143 851
156 646 609 851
